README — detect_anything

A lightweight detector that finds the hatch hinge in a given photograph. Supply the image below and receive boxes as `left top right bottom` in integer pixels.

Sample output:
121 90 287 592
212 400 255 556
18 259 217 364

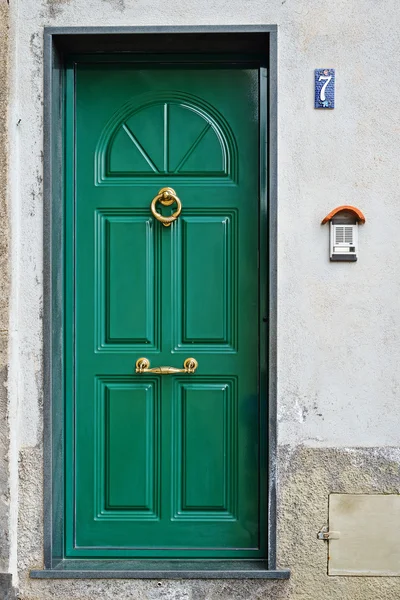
317 526 340 540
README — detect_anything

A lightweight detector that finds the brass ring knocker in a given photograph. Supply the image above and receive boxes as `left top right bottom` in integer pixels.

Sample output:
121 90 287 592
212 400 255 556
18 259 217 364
150 187 182 227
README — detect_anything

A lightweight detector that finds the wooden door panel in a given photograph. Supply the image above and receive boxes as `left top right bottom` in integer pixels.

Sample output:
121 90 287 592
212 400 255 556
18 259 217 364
110 104 166 175
172 379 237 520
102 94 233 184
109 124 157 175
167 103 224 174
95 377 160 519
96 210 160 351
172 211 237 351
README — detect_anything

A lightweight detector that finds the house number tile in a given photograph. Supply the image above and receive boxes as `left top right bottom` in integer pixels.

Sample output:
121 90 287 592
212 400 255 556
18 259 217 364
315 68 335 109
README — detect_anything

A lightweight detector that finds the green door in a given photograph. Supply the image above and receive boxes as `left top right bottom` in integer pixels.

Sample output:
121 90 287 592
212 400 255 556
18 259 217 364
65 59 267 559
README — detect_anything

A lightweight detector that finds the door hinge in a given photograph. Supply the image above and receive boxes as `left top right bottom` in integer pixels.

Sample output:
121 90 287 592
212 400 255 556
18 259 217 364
317 526 340 540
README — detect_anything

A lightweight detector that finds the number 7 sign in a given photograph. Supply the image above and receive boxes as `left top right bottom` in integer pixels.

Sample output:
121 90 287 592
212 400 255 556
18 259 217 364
315 69 335 109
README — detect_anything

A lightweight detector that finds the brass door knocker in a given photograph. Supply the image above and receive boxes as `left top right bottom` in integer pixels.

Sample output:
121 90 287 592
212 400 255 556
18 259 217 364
150 187 182 227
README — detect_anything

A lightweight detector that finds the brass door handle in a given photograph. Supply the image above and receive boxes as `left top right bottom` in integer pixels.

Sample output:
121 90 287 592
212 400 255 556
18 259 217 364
150 187 182 227
135 357 198 374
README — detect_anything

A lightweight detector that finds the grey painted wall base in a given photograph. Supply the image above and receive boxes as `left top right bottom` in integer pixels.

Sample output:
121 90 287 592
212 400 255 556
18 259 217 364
17 446 400 599
0 574 16 600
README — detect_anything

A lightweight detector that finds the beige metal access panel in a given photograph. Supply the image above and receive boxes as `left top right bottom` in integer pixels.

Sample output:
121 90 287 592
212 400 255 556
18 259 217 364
329 494 400 576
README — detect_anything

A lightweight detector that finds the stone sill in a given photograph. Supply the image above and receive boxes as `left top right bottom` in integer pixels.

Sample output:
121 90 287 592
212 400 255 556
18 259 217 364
30 560 290 580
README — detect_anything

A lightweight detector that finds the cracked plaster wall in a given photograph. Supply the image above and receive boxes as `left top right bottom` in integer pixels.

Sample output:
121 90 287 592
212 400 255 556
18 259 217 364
4 0 400 598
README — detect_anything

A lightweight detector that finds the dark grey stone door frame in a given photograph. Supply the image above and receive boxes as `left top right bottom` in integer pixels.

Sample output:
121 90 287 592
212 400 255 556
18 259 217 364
36 25 285 579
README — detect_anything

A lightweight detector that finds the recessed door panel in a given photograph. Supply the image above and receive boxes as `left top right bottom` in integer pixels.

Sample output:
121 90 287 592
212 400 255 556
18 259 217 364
95 377 160 519
68 63 265 559
100 94 236 184
173 210 237 351
96 210 160 351
172 378 237 520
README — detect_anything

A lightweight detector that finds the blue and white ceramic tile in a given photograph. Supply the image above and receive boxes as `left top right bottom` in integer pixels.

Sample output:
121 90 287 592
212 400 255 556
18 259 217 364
315 68 335 109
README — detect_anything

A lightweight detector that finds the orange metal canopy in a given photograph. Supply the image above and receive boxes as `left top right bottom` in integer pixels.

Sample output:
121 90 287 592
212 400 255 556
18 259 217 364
321 205 366 225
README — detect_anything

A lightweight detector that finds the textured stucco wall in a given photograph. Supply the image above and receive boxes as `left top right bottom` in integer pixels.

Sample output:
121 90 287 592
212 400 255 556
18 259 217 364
5 0 400 598
0 0 10 579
